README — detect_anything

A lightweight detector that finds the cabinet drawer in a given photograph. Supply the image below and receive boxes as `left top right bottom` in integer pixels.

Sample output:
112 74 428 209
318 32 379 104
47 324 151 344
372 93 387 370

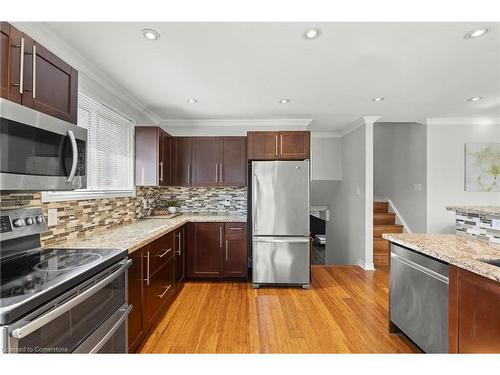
144 257 176 327
225 223 247 239
147 231 175 277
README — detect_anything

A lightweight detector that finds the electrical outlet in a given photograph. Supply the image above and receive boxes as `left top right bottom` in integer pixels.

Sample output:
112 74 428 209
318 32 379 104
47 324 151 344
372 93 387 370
493 219 500 230
355 186 361 196
413 184 422 192
223 196 231 206
47 208 58 226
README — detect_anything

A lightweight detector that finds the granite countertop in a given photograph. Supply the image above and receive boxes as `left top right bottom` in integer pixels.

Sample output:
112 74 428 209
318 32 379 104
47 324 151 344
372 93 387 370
50 213 247 254
382 233 500 282
446 206 500 217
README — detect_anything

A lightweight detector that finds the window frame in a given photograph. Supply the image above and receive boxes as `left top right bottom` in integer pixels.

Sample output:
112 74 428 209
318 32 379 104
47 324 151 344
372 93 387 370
42 91 136 203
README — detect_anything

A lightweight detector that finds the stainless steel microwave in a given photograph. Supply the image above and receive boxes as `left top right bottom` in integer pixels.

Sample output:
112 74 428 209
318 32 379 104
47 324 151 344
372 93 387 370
0 98 87 191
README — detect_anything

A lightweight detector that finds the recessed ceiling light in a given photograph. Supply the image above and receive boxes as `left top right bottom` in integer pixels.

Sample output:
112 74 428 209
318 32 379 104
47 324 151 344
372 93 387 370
464 28 489 39
141 28 160 41
303 28 321 40
467 96 483 102
279 98 290 104
372 97 384 102
187 98 198 103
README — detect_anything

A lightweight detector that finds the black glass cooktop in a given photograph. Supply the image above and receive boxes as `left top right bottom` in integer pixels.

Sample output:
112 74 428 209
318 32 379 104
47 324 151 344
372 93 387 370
0 247 127 324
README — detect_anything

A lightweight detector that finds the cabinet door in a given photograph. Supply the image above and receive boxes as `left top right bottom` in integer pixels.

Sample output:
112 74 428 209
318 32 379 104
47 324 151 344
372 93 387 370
223 223 248 278
449 266 500 353
160 132 172 186
144 257 176 330
221 137 247 186
0 22 22 103
172 137 192 186
128 249 145 352
174 226 185 283
187 223 224 278
279 131 310 159
191 137 222 186
22 40 78 124
247 131 278 160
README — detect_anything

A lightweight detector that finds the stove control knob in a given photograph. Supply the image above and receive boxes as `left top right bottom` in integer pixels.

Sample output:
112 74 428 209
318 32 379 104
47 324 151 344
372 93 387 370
13 218 24 227
25 217 34 225
36 215 45 224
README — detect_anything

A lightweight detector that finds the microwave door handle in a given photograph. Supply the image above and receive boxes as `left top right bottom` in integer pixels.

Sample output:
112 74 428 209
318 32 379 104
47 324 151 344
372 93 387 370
67 130 78 183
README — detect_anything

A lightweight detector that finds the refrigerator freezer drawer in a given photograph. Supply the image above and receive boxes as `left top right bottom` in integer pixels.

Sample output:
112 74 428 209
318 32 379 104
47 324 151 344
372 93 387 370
252 237 310 286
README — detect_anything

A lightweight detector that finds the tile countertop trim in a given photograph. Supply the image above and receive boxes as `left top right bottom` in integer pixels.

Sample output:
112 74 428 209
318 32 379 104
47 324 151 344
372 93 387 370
50 214 247 255
382 233 500 282
446 206 500 217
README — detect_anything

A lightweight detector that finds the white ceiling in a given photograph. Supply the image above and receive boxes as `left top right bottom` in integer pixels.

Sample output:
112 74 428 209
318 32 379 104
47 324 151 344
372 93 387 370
43 22 500 131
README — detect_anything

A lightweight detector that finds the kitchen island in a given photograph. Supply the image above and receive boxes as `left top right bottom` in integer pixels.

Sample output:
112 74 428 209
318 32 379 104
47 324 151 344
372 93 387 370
383 233 500 353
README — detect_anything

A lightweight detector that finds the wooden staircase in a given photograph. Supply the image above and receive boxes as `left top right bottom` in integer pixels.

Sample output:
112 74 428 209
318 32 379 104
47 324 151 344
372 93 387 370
373 202 403 267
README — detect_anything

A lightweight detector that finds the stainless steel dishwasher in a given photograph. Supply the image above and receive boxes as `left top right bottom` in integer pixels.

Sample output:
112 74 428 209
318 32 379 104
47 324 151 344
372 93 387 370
390 244 449 353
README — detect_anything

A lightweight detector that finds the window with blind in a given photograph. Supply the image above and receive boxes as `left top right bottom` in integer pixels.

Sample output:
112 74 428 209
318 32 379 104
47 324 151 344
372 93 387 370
42 93 135 202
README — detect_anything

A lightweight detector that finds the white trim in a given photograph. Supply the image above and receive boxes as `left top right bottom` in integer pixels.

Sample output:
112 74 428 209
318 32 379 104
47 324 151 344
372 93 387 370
357 259 376 271
340 116 381 137
426 117 500 126
374 197 413 234
160 118 312 127
311 132 341 138
42 189 136 203
12 22 161 124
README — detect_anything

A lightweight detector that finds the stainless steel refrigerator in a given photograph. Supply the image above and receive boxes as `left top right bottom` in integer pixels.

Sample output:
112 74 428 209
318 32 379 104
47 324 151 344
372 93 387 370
251 160 310 288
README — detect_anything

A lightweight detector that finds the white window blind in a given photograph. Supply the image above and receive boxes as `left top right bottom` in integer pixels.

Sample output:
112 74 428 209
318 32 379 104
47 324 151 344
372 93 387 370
42 93 135 202
78 94 134 191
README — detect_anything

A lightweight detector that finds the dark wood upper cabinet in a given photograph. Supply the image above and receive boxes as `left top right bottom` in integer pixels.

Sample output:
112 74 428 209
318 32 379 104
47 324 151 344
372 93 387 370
223 223 248 278
187 223 224 278
279 131 310 159
135 127 172 187
247 131 279 160
191 137 222 187
172 137 192 186
221 137 247 186
0 22 78 124
449 265 500 353
247 131 310 160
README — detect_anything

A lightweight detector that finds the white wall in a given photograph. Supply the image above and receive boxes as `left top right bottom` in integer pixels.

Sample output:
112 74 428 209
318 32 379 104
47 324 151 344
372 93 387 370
374 122 427 233
426 122 500 233
310 136 342 180
326 121 371 267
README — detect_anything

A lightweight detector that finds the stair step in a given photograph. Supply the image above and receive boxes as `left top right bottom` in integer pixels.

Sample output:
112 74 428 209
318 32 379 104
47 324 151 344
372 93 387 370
373 201 389 213
374 212 396 225
373 224 403 238
373 238 390 252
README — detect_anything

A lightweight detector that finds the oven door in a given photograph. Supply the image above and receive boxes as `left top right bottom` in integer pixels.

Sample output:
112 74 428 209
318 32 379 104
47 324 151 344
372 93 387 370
3 259 130 354
0 98 86 191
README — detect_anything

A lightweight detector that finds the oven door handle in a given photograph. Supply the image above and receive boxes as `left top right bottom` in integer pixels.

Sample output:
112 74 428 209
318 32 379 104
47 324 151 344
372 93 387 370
11 259 132 339
67 130 78 183
89 304 132 353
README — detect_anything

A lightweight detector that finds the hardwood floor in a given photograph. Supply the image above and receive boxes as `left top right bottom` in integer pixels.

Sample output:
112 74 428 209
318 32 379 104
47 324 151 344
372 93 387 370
139 265 420 353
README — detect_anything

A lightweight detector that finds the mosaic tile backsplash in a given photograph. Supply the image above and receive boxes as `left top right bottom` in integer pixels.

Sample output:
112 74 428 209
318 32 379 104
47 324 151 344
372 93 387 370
157 186 247 214
455 211 500 245
0 186 246 247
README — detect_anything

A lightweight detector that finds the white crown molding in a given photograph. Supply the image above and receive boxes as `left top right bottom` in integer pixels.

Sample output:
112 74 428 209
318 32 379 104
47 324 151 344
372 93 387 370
340 116 381 137
311 132 341 138
426 117 500 126
12 22 161 124
160 118 312 127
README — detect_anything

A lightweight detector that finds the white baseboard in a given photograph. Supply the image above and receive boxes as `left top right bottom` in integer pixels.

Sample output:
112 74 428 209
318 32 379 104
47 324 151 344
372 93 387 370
357 259 376 271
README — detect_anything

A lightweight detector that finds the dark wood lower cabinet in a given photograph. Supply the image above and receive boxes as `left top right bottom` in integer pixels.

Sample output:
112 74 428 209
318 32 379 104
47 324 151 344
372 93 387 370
224 223 248 278
174 226 185 283
144 256 175 329
127 250 145 353
449 265 500 353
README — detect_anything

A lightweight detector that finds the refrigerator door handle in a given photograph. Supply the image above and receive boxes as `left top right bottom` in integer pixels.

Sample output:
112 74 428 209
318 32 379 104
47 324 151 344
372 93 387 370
253 237 309 243
253 172 258 232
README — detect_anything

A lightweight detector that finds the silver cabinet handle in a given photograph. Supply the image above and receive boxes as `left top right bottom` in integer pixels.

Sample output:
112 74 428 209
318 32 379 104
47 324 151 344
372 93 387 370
219 164 223 184
187 164 190 184
158 248 172 258
219 226 223 248
229 227 243 231
157 285 172 299
67 130 78 183
280 134 283 155
159 161 164 182
215 163 218 182
225 240 228 261
275 134 278 155
32 44 36 99
11 259 131 339
19 37 25 94
144 251 150 286
176 232 181 255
